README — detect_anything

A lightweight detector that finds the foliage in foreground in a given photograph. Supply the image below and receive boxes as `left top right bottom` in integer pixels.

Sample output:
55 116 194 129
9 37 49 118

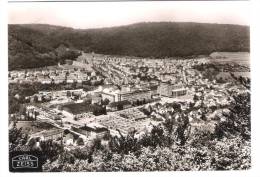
9 92 251 171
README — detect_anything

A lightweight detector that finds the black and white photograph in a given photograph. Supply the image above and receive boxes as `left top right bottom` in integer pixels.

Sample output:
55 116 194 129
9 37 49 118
2 0 258 175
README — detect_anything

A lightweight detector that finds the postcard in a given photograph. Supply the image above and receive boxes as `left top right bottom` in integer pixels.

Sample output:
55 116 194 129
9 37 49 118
6 0 252 174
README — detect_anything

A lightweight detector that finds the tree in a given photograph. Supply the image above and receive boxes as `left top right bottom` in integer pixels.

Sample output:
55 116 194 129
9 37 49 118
76 137 84 146
9 124 29 152
39 139 64 163
102 98 110 105
67 91 71 97
109 129 140 155
214 92 250 140
193 94 199 102
139 125 165 148
175 113 191 146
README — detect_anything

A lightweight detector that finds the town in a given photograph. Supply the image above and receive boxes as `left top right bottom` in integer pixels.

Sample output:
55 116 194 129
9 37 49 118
7 0 252 172
9 51 250 150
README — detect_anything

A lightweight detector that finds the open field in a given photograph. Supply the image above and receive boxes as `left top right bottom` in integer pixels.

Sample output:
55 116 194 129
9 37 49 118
210 52 250 67
233 72 251 78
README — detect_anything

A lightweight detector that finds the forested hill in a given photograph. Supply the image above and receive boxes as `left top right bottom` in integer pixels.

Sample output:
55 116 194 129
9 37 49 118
9 22 250 70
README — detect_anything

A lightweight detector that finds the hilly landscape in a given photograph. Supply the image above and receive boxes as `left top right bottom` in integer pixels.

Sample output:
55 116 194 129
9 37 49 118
8 22 250 70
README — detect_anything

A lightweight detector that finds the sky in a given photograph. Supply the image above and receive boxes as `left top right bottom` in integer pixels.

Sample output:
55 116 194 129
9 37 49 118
8 1 250 29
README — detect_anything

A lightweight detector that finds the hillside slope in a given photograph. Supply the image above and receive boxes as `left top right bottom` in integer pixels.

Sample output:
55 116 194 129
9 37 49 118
8 22 250 70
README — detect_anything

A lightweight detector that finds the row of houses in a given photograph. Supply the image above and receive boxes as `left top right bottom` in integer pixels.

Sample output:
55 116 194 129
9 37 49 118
9 66 101 84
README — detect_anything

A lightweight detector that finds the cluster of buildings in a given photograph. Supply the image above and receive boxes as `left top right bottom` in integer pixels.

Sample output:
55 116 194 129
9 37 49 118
91 54 208 86
100 86 153 103
8 63 103 85
158 82 187 98
26 89 89 104
9 51 250 148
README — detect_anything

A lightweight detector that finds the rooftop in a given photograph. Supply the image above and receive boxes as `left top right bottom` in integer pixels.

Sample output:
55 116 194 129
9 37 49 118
62 102 103 115
108 100 132 107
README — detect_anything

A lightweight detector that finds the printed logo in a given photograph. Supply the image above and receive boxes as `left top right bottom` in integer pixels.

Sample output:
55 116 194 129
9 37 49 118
12 154 38 169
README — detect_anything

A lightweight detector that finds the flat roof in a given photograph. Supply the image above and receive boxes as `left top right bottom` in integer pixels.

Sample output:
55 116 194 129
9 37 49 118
108 100 131 107
62 102 103 115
